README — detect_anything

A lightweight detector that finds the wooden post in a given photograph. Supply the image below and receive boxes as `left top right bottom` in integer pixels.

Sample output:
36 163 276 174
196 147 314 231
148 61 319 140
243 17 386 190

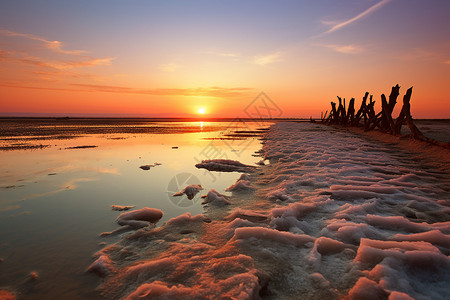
365 98 377 130
343 98 346 118
381 94 395 133
380 85 400 133
337 96 346 124
317 84 447 148
354 92 369 126
388 84 400 112
365 95 373 126
347 98 355 125
368 111 383 131
322 110 328 123
330 102 337 124
402 87 426 140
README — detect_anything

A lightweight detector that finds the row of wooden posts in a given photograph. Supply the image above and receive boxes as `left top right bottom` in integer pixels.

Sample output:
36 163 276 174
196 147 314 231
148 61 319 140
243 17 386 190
313 84 447 148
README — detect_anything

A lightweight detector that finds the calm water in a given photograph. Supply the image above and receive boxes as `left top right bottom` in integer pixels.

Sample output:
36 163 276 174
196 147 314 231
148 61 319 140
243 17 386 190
0 120 268 299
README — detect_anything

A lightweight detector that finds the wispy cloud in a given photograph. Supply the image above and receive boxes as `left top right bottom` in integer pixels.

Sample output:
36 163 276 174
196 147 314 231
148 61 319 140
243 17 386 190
323 0 391 34
0 83 253 98
71 84 253 97
159 63 181 72
67 57 114 68
400 48 450 65
0 50 114 84
0 83 83 93
0 28 115 81
205 50 240 58
11 54 114 70
322 44 364 54
217 52 239 57
253 51 283 66
0 49 8 61
0 29 86 55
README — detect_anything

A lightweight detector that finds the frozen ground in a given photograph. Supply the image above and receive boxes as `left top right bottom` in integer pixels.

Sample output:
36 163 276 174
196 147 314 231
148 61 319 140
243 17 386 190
90 122 450 299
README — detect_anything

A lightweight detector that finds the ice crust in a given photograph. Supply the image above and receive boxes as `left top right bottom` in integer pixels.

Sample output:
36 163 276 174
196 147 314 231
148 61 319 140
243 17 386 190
116 207 163 228
100 207 164 237
172 184 203 200
111 205 135 211
195 159 257 173
91 122 450 299
201 189 231 206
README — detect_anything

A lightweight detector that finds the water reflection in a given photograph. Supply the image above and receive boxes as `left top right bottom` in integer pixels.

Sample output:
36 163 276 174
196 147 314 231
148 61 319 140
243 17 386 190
0 120 268 299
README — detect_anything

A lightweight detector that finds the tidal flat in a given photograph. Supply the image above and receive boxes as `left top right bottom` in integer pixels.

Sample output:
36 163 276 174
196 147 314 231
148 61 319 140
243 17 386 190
0 118 449 299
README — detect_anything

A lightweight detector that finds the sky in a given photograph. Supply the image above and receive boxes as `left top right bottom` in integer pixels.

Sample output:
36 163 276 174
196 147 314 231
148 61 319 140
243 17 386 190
0 0 449 118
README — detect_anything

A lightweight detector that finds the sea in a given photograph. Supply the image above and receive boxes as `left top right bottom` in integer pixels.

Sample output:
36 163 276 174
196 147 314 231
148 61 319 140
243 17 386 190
0 118 270 299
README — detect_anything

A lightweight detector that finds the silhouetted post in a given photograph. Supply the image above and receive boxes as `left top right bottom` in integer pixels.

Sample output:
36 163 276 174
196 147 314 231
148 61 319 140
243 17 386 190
347 98 355 124
317 84 447 148
381 94 395 133
388 84 400 111
354 92 368 126
368 111 383 131
336 97 347 124
402 87 425 140
343 98 346 119
380 84 400 132
322 110 328 123
330 102 337 124
394 106 406 135
365 95 373 126
365 98 377 130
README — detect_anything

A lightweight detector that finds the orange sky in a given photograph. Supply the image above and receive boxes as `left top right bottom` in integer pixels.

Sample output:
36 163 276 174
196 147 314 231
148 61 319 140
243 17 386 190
1 0 449 118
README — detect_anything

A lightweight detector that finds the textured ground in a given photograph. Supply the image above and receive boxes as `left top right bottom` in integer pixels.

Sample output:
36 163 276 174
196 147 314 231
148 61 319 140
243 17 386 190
89 122 450 299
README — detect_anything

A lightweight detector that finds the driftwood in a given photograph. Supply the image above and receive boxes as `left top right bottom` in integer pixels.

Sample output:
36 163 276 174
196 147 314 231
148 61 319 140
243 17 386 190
353 92 368 126
401 87 425 140
318 84 448 148
347 98 355 125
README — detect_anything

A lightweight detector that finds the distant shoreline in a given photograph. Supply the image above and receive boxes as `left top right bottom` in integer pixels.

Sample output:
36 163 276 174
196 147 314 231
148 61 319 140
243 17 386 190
0 116 448 121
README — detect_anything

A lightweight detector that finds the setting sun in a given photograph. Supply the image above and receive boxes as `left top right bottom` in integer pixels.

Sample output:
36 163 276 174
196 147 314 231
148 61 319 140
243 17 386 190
197 107 206 114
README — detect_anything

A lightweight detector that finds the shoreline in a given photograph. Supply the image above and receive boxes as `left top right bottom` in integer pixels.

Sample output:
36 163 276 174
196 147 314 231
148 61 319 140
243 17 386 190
88 122 450 299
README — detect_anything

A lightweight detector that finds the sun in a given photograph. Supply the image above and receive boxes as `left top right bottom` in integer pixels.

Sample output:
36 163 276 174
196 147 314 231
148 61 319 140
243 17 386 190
197 107 206 114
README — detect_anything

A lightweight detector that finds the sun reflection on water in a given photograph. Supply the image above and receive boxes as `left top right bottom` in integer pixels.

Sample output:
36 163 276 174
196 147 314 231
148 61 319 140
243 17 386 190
0 120 269 299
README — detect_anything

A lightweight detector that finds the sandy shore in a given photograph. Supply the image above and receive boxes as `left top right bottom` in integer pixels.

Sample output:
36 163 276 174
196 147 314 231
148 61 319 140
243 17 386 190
86 122 450 299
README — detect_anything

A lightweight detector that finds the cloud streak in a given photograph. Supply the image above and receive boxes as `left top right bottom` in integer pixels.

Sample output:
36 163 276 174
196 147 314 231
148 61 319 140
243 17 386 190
253 51 283 66
72 84 253 97
0 29 115 82
1 50 114 71
0 29 86 55
0 29 115 66
205 50 240 58
159 63 181 72
324 0 391 34
322 44 364 54
0 83 253 98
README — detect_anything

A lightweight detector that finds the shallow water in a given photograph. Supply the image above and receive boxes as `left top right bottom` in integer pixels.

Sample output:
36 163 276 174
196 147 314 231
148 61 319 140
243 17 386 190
0 120 267 299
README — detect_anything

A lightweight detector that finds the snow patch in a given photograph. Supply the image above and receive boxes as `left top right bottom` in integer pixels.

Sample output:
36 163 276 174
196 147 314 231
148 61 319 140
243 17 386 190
117 207 163 228
195 159 257 173
86 255 114 277
201 189 231 206
111 205 135 211
172 184 203 200
234 227 315 247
